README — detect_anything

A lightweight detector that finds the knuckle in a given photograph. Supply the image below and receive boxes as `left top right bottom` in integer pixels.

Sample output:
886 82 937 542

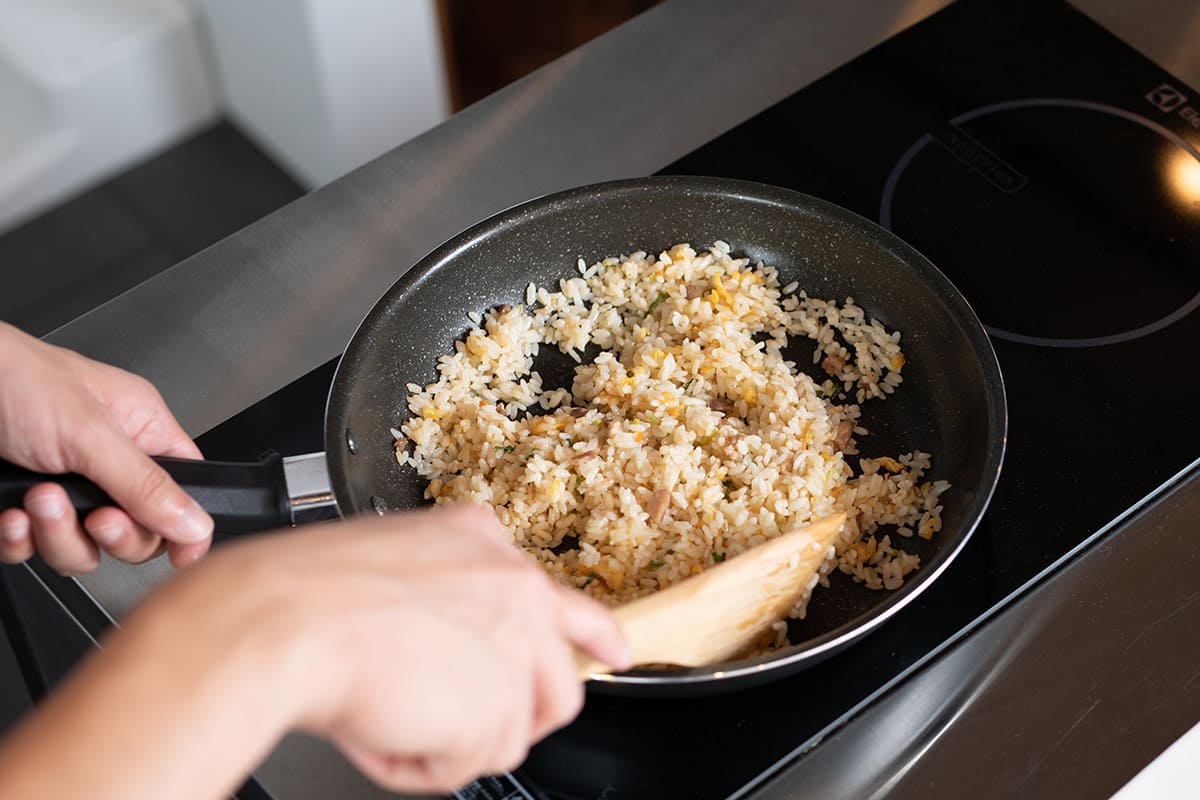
0 547 29 564
496 741 530 773
61 423 109 474
86 526 124 554
560 679 585 720
462 501 497 522
127 538 167 564
133 374 161 401
445 502 501 532
441 501 482 520
63 543 101 574
367 758 422 794
35 531 100 575
135 464 176 505
56 558 99 577
424 758 474 794
103 537 142 563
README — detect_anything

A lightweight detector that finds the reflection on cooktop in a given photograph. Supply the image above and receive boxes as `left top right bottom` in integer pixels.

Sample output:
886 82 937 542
881 98 1200 347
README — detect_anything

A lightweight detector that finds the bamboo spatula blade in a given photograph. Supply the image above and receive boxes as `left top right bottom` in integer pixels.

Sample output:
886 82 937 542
579 513 845 677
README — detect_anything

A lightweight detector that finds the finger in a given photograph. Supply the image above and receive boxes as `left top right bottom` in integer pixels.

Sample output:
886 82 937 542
436 502 508 544
477 673 534 777
336 742 475 795
0 509 35 564
486 734 531 780
166 539 210 569
529 631 585 741
83 507 164 564
24 484 100 575
68 421 212 546
423 503 522 562
553 583 631 671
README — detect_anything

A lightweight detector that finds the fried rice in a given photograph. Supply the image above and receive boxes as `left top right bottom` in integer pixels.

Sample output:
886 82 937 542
396 241 949 642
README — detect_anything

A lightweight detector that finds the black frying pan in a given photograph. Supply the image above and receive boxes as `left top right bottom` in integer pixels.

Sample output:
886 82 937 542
1 177 1006 694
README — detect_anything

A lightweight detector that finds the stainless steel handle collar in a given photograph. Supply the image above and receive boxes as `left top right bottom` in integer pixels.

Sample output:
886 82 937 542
282 452 339 524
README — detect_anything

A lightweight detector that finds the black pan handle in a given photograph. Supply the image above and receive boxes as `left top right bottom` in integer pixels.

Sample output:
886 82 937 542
0 454 291 536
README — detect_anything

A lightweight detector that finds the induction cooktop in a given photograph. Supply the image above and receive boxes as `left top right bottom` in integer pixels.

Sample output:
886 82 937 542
193 1 1200 797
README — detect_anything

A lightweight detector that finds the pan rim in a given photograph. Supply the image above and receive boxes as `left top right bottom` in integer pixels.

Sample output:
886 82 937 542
325 175 1008 688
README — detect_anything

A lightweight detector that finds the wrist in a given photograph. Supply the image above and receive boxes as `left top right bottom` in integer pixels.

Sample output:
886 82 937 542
0 545 321 800
126 547 319 744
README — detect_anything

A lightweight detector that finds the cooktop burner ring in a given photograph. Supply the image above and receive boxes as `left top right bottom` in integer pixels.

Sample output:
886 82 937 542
880 97 1200 348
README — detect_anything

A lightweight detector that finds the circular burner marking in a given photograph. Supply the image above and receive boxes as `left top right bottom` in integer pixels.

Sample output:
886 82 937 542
880 98 1200 348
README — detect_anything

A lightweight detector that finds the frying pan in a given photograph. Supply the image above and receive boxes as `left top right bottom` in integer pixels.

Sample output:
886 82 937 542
0 177 1006 694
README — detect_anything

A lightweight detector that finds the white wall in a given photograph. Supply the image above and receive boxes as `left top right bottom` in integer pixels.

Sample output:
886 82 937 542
0 0 218 234
198 0 451 189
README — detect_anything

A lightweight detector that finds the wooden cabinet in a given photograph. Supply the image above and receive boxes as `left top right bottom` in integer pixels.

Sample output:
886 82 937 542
439 0 663 110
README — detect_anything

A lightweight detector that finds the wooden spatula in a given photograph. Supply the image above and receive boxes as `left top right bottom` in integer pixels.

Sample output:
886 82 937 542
578 513 846 676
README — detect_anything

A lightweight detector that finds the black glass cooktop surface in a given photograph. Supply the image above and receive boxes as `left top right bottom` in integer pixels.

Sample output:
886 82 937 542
198 1 1200 797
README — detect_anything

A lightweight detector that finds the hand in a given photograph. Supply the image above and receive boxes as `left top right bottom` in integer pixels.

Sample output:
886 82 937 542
0 322 213 572
119 504 631 796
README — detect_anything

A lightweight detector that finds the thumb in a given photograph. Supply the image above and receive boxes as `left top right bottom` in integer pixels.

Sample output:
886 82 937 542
69 421 213 545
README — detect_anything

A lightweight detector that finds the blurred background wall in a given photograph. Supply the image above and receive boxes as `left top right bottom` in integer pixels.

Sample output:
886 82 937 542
0 0 218 235
0 0 661 236
0 0 660 336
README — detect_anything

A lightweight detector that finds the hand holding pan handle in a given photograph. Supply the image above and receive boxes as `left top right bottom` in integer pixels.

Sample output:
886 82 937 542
0 453 336 537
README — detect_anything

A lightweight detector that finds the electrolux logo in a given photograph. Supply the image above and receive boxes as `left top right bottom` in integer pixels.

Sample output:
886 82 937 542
1146 83 1188 113
1145 82 1200 130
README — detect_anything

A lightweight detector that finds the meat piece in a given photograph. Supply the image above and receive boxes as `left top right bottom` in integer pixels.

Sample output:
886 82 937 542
685 285 702 300
647 489 670 524
833 419 854 450
497 304 513 314
567 407 589 418
573 450 597 461
708 397 734 414
821 353 847 376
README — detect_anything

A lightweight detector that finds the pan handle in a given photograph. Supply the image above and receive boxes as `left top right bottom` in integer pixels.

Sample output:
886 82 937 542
0 454 294 536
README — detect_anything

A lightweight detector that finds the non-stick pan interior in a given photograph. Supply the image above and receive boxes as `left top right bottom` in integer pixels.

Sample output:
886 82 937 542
326 176 1005 688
